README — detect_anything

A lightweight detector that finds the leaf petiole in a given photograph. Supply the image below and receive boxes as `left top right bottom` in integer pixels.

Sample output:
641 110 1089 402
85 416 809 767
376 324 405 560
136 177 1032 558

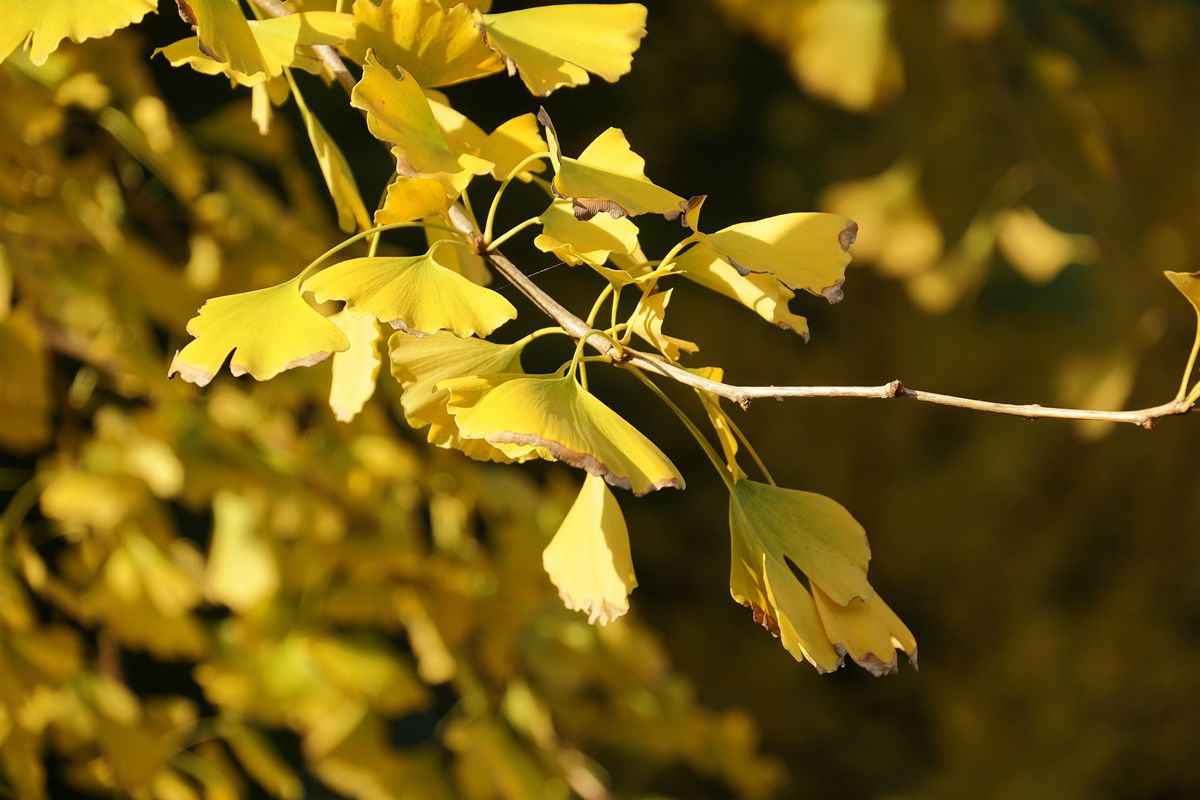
483 150 552 243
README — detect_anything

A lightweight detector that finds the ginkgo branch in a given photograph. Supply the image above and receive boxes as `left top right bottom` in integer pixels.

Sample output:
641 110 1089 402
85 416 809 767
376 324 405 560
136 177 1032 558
250 0 1197 432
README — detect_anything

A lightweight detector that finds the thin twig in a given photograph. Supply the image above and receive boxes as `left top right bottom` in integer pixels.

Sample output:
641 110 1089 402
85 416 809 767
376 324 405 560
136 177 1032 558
250 0 1198 431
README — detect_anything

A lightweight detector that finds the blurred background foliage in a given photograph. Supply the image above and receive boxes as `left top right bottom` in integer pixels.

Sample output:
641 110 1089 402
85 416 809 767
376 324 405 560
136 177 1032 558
3 0 1200 797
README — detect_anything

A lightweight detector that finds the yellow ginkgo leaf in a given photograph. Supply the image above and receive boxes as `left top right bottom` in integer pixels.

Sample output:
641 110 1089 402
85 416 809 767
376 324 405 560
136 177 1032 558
627 289 698 361
375 176 452 224
347 0 503 88
699 213 857 301
293 86 371 232
543 474 637 625
812 585 917 676
444 373 685 495
161 6 356 85
675 242 812 338
534 199 642 276
0 0 157 66
206 491 279 613
388 331 526 461
329 309 382 423
351 52 493 194
730 480 899 673
169 278 350 386
303 247 517 337
541 112 688 221
478 4 648 96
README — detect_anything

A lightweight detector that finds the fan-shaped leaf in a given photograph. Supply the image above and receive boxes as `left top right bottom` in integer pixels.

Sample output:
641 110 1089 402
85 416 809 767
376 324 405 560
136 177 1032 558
169 278 350 386
729 480 915 673
543 474 637 625
303 248 516 337
444 373 684 495
479 4 647 96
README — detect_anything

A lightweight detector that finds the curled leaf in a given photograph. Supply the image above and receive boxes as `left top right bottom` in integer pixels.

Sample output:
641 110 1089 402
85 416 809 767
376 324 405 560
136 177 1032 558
541 112 687 221
169 279 350 387
444 373 685 495
303 248 516 337
1 0 157 66
543 474 637 625
347 0 503 88
479 4 648 96
388 331 526 461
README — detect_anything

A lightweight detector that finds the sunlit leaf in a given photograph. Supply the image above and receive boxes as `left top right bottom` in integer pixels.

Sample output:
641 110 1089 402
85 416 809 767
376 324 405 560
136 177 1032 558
168 278 350 386
329 309 382 423
543 473 637 625
687 366 747 482
697 213 857 301
478 4 648 96
0 0 157 66
351 52 493 193
347 0 503 88
444 373 685 495
478 113 547 182
541 112 687 221
793 0 902 111
206 491 278 612
159 7 357 85
388 331 525 461
303 247 516 337
675 244 812 338
627 289 698 361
